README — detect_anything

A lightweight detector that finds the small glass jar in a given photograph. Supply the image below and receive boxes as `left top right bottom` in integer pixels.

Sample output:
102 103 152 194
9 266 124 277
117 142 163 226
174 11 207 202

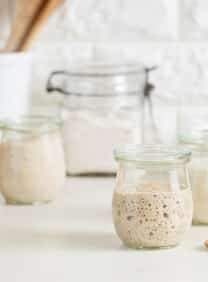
112 145 193 249
177 92 208 143
47 62 145 175
0 116 65 205
180 131 208 224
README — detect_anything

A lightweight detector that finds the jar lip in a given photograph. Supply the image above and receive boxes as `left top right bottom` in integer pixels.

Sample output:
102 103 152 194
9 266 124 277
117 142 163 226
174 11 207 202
179 129 208 151
65 61 144 77
114 144 191 165
0 115 61 134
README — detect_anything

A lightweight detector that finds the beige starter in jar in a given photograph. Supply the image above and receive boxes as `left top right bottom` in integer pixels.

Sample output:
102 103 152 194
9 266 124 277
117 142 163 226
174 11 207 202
0 116 65 205
112 145 193 249
180 132 208 224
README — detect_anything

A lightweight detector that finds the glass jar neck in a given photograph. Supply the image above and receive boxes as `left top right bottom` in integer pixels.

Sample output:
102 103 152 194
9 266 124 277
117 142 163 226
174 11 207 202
114 145 191 167
0 115 61 135
179 129 208 154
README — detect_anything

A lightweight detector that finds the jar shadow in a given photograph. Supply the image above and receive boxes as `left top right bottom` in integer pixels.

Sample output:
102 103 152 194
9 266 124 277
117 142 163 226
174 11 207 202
0 226 124 252
195 245 208 252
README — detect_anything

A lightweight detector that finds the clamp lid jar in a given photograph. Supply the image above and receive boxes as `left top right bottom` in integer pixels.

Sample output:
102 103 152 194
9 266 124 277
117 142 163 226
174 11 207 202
47 62 145 175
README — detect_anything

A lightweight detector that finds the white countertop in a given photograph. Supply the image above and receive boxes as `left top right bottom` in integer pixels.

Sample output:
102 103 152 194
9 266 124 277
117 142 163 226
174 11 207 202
0 177 207 282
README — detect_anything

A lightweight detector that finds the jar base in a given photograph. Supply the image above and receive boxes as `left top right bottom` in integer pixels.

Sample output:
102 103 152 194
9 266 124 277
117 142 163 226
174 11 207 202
66 171 116 177
192 220 208 226
122 241 179 250
5 198 52 206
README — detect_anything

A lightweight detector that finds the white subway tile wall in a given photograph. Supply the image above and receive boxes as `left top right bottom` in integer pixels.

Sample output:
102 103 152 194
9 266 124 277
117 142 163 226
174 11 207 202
33 0 179 43
30 0 208 96
31 0 208 43
1 0 208 141
181 0 208 40
28 0 208 143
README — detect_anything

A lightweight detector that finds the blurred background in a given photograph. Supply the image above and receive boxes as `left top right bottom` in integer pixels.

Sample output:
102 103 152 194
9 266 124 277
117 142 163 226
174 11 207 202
1 0 208 148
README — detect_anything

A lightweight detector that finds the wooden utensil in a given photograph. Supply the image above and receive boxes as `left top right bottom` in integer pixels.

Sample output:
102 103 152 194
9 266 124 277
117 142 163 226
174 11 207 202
4 0 45 52
4 0 63 52
19 0 64 51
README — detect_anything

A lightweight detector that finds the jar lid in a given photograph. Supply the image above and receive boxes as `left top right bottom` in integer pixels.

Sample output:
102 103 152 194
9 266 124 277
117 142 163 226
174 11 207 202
0 115 61 135
114 145 191 166
63 62 144 77
47 61 145 97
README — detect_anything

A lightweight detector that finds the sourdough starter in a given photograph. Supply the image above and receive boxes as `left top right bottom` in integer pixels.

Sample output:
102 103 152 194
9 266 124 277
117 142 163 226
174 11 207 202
0 132 65 204
112 187 192 248
189 157 208 224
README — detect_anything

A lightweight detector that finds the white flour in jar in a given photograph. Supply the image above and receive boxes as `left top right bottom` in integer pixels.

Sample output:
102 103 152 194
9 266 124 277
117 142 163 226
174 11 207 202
62 111 141 175
112 184 193 248
0 132 65 204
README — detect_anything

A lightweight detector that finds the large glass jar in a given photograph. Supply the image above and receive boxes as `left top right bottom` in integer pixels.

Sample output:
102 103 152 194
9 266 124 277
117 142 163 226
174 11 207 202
0 116 65 205
112 145 193 249
47 62 145 175
179 131 208 224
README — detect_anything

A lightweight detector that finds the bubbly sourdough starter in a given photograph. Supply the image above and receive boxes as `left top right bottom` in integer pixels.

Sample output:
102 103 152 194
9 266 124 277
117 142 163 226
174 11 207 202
112 186 192 248
0 132 65 204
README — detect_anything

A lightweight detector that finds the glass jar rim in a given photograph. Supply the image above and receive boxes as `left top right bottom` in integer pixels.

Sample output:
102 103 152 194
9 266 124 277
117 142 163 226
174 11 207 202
114 145 191 166
179 129 208 152
63 61 144 77
0 115 61 134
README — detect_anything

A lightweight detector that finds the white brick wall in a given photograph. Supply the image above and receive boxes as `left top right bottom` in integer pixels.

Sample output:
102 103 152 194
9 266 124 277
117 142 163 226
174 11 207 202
2 0 208 142
7 0 208 45
28 0 208 143
34 0 179 42
31 0 208 43
181 0 208 40
31 0 208 98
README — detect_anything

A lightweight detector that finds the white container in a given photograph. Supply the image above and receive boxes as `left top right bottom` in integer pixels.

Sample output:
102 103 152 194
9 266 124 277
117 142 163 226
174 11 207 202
0 53 32 119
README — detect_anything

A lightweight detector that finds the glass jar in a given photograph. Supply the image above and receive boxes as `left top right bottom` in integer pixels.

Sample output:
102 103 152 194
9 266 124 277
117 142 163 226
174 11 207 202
47 62 145 175
0 116 65 205
177 92 208 143
179 131 208 224
112 145 193 249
